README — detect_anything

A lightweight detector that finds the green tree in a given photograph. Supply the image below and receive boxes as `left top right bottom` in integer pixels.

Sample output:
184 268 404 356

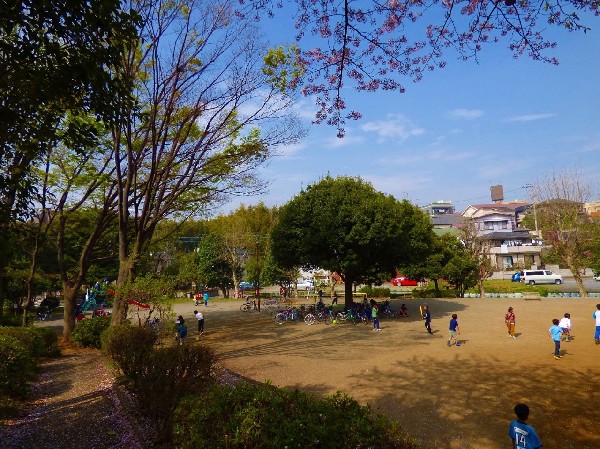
261 250 299 292
401 232 461 295
207 204 277 294
110 1 303 323
0 0 138 318
527 170 595 297
588 218 600 277
460 219 495 298
442 252 479 298
194 233 236 297
271 176 433 307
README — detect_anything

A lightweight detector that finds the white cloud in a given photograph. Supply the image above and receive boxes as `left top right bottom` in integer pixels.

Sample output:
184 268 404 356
291 98 320 121
448 109 484 120
506 113 557 122
359 114 425 143
274 141 307 158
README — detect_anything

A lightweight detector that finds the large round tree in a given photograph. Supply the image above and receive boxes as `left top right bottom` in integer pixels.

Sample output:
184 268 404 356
271 176 433 307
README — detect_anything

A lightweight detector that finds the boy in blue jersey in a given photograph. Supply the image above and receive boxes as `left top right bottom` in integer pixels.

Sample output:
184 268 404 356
422 305 432 334
548 318 563 360
447 313 460 347
508 403 542 449
593 304 600 344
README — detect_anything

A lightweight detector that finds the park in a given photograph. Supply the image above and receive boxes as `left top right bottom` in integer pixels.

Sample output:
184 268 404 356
3 2 600 448
181 295 600 449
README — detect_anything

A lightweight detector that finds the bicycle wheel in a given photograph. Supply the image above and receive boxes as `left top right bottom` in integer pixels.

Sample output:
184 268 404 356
304 314 316 325
324 315 332 325
240 303 250 312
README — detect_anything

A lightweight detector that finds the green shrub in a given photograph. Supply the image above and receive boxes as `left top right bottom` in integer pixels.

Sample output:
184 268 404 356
358 286 391 298
412 288 458 298
0 326 60 358
101 325 157 378
104 335 216 440
0 335 34 398
72 316 111 348
0 314 23 327
173 384 418 449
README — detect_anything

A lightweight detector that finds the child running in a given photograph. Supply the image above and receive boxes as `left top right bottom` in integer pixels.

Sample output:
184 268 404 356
447 313 460 347
558 313 572 342
548 318 563 360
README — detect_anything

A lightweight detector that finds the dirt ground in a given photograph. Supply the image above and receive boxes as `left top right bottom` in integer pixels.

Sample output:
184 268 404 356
176 296 600 449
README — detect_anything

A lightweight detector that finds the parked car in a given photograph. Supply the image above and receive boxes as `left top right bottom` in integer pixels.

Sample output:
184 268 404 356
594 274 600 281
520 270 562 285
511 271 523 282
392 277 418 287
239 281 254 290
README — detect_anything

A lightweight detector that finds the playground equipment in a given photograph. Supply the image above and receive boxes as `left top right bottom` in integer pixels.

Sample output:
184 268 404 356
76 280 114 317
128 299 150 309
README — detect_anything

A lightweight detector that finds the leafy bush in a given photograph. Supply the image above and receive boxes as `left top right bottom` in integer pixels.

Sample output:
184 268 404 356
0 334 34 398
72 316 111 348
358 286 390 298
103 330 216 440
101 325 157 379
412 288 459 298
173 384 418 449
0 313 22 327
0 326 60 358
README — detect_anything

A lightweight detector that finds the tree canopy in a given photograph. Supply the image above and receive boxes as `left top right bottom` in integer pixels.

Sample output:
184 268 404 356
270 176 434 306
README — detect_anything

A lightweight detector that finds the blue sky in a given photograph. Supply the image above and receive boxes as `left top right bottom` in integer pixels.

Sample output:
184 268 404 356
223 9 600 214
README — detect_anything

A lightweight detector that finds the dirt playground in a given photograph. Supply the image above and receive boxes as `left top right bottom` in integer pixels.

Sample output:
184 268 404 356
174 296 600 449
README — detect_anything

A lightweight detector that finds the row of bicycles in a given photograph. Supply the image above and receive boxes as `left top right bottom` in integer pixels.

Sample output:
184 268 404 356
272 301 409 325
240 296 292 312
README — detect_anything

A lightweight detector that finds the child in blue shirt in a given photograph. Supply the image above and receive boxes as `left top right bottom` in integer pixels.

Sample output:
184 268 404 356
548 318 563 360
447 313 460 347
508 403 542 449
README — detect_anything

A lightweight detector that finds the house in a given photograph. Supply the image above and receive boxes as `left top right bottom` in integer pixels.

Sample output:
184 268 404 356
461 202 544 270
422 201 461 235
462 202 528 233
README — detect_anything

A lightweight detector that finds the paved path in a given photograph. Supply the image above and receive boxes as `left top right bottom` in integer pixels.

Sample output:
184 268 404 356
0 349 143 449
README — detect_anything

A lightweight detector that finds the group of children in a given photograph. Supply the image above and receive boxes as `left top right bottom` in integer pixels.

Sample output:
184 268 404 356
174 310 205 344
431 304 584 355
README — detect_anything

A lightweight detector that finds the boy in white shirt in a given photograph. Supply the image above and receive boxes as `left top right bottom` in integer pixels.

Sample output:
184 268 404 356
558 313 572 342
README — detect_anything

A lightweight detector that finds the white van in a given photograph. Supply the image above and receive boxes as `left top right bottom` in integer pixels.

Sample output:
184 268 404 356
520 270 563 285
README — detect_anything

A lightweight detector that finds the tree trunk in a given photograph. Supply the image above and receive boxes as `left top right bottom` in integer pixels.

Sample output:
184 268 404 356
62 283 80 342
111 261 132 325
478 280 485 299
344 275 354 308
433 279 440 295
570 268 587 298
0 263 5 320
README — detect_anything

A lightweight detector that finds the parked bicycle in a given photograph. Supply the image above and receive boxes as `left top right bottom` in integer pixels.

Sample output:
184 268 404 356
240 296 258 312
275 307 301 324
335 309 357 325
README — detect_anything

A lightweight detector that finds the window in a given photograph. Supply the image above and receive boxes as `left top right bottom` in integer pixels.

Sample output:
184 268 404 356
484 221 494 230
501 221 508 229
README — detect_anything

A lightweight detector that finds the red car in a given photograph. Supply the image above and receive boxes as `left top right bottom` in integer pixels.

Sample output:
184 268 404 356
392 277 418 287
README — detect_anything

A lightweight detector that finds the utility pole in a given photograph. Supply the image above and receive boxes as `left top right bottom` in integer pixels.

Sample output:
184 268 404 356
522 183 540 239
